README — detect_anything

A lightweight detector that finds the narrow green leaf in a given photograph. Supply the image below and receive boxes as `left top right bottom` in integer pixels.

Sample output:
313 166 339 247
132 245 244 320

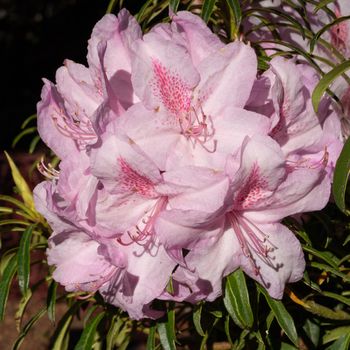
106 0 117 14
314 0 337 13
12 127 37 148
224 269 253 329
304 300 350 320
51 301 82 350
312 60 350 112
47 280 57 323
74 312 105 350
12 307 47 350
158 309 176 350
309 261 350 281
17 225 34 296
4 151 35 212
310 16 350 52
29 135 41 154
146 325 156 350
21 114 37 129
332 136 350 214
15 290 32 331
302 318 320 348
323 326 350 344
322 291 350 306
326 333 350 350
0 254 17 321
201 0 216 23
257 285 298 347
193 304 205 337
303 246 338 268
227 0 241 24
169 0 180 12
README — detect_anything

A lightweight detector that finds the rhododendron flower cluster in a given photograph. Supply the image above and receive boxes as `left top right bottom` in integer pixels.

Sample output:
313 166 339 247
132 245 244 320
34 9 342 319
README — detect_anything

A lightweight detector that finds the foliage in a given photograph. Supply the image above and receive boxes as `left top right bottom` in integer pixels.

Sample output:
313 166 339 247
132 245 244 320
1 0 350 349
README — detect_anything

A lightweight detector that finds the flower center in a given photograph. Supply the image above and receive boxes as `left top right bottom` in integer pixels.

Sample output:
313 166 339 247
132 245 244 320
52 107 97 149
37 157 60 180
117 197 168 246
227 212 283 282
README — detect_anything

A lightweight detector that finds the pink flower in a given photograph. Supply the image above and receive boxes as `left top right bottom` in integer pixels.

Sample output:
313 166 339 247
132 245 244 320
34 9 342 319
37 10 141 158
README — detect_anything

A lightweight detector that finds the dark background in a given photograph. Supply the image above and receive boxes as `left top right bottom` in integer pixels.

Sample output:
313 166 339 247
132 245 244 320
0 0 141 151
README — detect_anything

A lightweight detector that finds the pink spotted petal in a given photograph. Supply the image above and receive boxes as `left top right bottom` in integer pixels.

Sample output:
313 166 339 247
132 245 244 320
131 31 200 113
230 136 286 210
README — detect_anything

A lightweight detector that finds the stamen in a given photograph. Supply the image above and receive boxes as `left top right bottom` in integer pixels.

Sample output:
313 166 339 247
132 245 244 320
227 212 283 279
52 107 97 149
117 197 168 246
37 157 60 180
286 147 328 171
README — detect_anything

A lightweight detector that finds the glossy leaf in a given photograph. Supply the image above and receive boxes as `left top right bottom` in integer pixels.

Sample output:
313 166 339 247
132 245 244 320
146 325 156 350
193 304 205 337
15 290 32 331
12 307 47 350
0 254 17 321
158 309 176 350
224 269 253 329
74 312 105 350
201 0 216 23
310 16 350 52
169 0 180 12
314 0 335 13
326 333 350 350
47 280 57 323
51 301 82 350
323 326 350 345
257 285 298 347
4 151 35 212
332 136 350 215
312 60 350 112
17 225 33 296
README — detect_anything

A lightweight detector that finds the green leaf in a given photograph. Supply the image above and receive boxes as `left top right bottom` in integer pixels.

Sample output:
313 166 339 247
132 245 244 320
47 280 57 323
74 312 105 350
309 261 350 282
314 0 337 13
326 333 350 350
303 246 338 268
12 127 37 148
193 304 205 337
146 325 156 350
257 284 298 347
106 0 117 14
4 151 36 212
201 0 216 23
0 254 17 321
51 301 82 350
302 318 320 348
15 290 32 331
158 309 176 350
224 269 253 329
169 0 180 12
17 225 34 296
323 326 350 344
333 136 350 215
227 0 242 37
312 60 350 112
12 307 47 350
310 16 350 52
304 300 350 320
